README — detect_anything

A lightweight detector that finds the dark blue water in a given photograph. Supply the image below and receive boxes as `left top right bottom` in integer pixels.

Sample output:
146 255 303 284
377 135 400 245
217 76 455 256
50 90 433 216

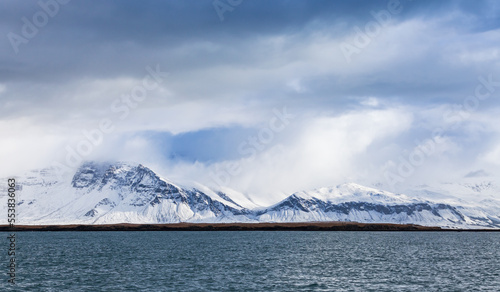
1 232 499 291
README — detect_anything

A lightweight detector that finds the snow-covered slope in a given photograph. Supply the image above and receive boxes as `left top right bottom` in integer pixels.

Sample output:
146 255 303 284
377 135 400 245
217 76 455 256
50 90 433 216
2 162 499 228
7 162 251 225
256 183 500 229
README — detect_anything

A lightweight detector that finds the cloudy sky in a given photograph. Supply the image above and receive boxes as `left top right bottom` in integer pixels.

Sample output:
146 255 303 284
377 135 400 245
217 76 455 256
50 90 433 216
1 0 500 200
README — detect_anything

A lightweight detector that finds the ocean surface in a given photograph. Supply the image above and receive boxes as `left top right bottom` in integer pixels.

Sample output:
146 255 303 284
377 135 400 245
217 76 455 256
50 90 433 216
1 231 499 291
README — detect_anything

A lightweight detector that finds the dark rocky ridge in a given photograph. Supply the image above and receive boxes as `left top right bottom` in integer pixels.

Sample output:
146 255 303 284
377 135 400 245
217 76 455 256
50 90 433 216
0 222 449 232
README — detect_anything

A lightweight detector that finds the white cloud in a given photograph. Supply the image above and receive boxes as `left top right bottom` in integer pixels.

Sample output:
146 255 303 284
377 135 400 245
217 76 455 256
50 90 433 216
164 108 415 202
360 97 380 107
0 119 68 177
2 3 500 200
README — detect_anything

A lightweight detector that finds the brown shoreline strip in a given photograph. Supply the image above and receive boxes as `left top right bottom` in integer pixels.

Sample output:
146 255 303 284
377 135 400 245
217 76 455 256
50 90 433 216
0 222 498 232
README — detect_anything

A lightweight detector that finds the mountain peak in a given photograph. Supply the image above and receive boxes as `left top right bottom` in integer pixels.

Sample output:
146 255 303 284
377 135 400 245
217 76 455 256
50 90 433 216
4 161 500 228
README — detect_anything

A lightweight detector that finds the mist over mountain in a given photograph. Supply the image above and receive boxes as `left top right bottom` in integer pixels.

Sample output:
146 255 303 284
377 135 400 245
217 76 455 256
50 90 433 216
4 161 499 229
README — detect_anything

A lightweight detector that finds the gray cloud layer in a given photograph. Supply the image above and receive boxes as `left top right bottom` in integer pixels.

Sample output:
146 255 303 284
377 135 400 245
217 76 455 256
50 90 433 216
1 0 500 197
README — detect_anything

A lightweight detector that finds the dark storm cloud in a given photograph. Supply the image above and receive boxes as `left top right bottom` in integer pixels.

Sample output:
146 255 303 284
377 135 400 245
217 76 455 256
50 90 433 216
0 0 466 82
0 0 497 101
0 0 498 122
0 0 496 95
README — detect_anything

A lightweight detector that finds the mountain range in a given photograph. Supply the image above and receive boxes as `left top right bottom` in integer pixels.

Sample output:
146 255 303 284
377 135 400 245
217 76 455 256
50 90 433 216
2 162 500 228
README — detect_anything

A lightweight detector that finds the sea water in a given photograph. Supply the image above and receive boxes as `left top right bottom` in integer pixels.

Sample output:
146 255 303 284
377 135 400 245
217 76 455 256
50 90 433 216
1 231 499 291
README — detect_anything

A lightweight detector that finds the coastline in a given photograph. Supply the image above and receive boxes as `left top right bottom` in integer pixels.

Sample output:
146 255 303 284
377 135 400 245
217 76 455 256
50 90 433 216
1 222 499 232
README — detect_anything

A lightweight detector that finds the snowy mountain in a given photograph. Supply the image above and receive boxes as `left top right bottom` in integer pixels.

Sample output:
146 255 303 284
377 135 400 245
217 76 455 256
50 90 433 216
8 162 251 225
256 183 500 229
2 162 500 228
